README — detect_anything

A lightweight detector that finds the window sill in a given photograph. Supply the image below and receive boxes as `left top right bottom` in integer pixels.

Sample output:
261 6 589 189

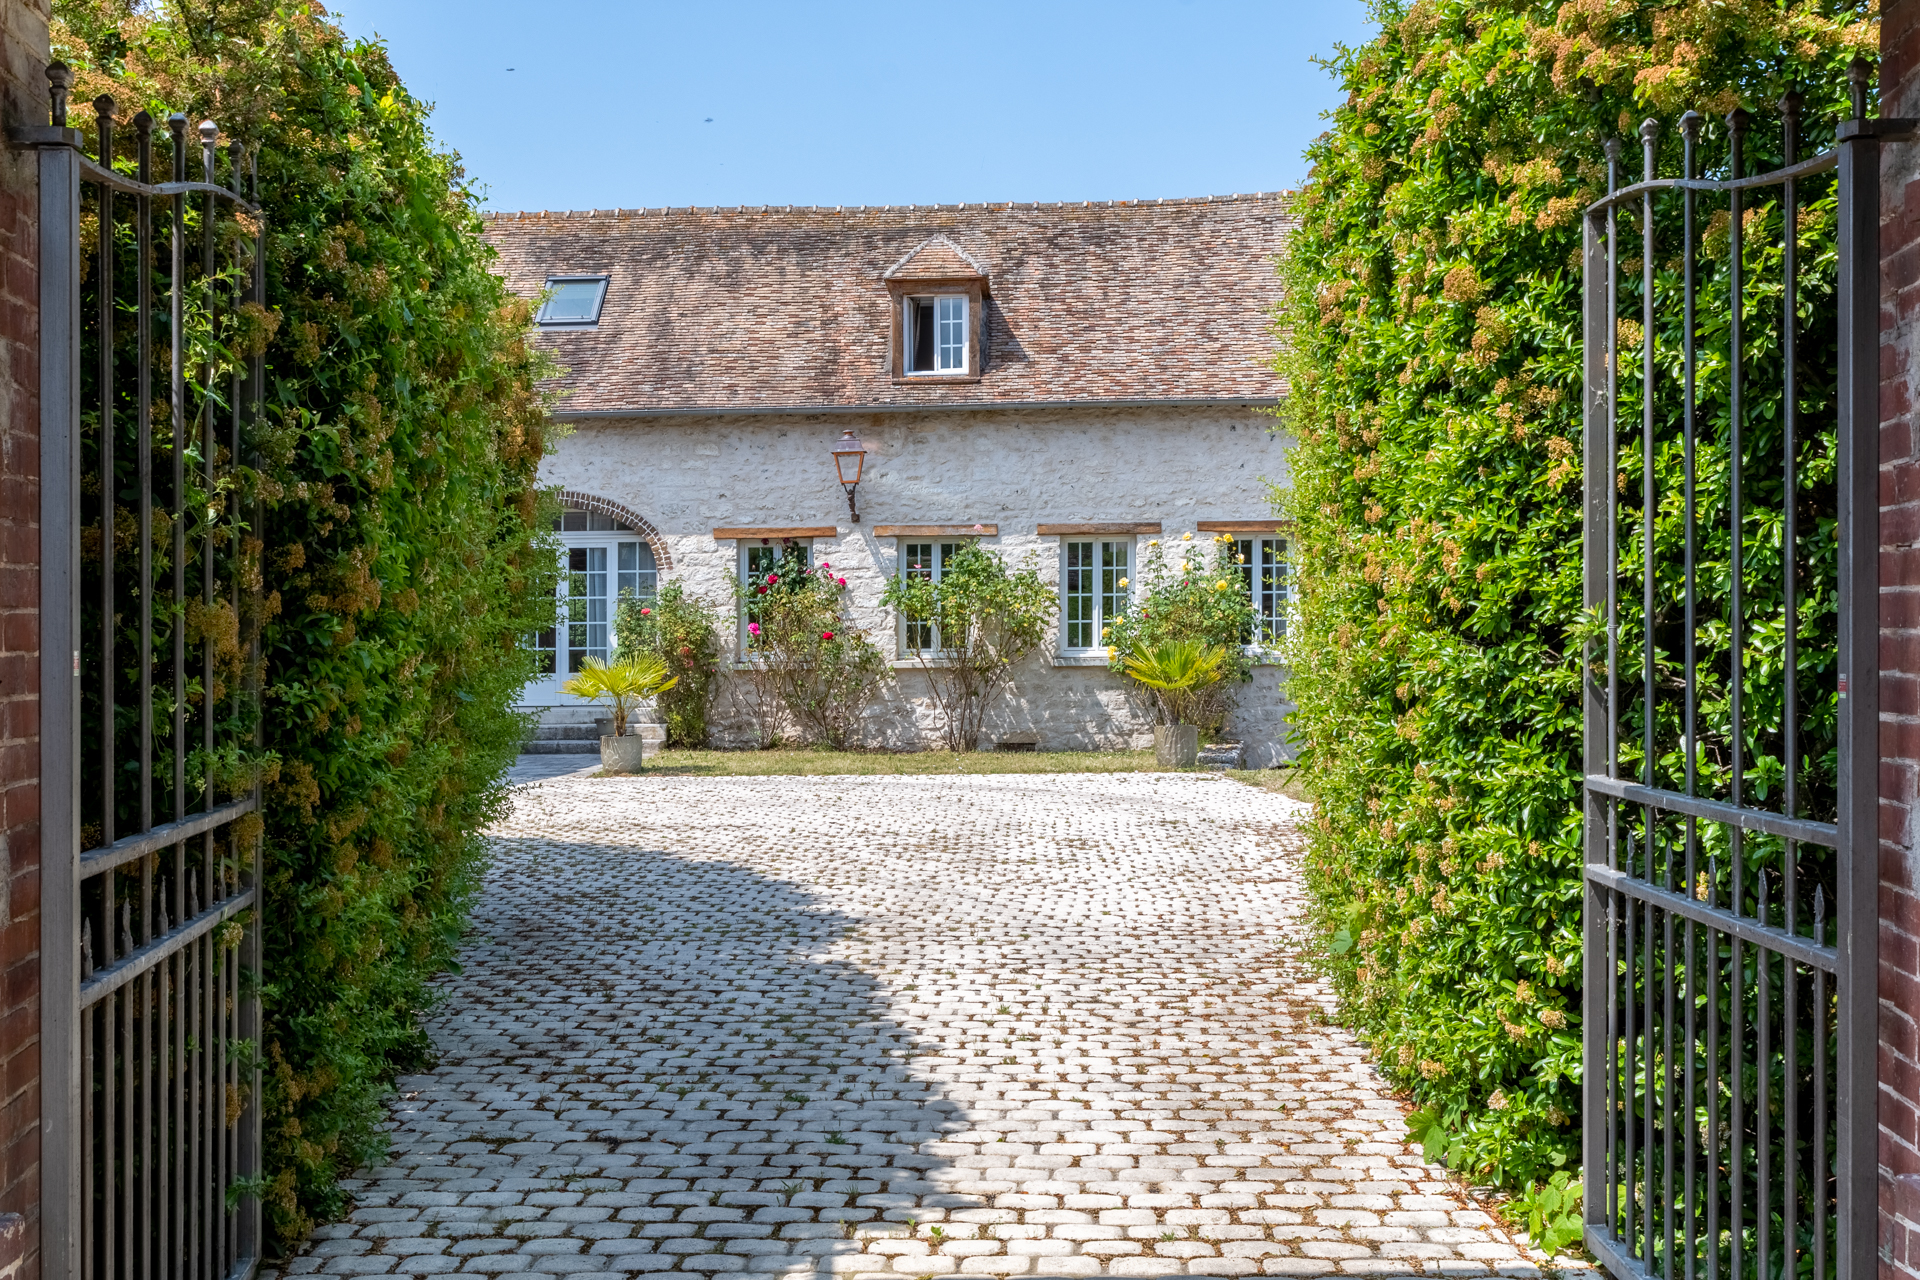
1052 653 1114 668
891 374 983 386
892 656 956 669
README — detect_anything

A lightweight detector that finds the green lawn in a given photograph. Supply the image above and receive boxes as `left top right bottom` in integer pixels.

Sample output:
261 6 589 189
596 748 1204 777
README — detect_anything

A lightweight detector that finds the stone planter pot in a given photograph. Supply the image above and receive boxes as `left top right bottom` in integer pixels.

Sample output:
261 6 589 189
601 735 646 775
1154 724 1200 768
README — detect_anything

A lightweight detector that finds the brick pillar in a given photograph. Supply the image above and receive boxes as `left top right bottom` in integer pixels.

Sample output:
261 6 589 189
1885 2 1920 1274
0 4 46 1280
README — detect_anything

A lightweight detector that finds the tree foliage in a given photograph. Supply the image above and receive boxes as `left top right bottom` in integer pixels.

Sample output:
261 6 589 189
1279 0 1872 1187
53 0 556 1247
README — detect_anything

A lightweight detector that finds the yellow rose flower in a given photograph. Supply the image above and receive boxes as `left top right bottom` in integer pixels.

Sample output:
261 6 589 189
1148 540 1159 547
1215 580 1228 590
1118 577 1128 588
1178 560 1190 572
1182 532 1193 541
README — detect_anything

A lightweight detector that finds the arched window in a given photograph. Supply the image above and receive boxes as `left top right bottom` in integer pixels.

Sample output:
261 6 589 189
530 505 658 684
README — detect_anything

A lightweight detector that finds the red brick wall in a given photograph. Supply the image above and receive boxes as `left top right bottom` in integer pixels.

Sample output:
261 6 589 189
1887 2 1920 1274
0 4 46 1279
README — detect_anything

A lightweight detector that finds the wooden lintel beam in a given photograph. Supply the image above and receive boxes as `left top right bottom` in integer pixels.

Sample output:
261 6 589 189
712 526 839 540
1195 520 1290 533
1035 522 1162 536
872 524 999 537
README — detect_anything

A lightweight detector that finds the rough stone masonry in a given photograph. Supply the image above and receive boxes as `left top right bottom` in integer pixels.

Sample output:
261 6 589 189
275 773 1571 1279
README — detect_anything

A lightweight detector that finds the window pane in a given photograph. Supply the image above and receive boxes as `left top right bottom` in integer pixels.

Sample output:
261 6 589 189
902 543 935 652
542 279 604 323
911 300 935 371
567 546 609 671
742 543 809 650
937 296 966 371
1063 541 1095 650
1099 542 1129 646
1259 537 1290 643
617 541 657 605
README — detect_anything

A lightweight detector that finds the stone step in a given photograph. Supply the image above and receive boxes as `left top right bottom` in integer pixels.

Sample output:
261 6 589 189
1199 740 1245 769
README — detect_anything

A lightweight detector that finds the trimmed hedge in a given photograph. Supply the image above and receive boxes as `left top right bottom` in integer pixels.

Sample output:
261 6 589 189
1277 0 1872 1186
55 0 556 1248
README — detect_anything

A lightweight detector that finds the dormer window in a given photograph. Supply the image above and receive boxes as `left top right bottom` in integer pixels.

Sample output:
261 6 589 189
883 234 987 383
907 295 968 374
537 275 608 326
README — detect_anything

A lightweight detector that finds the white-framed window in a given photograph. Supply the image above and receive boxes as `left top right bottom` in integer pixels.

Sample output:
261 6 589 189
738 540 813 652
1061 539 1131 652
1236 536 1291 645
899 541 963 654
537 275 609 326
530 507 656 676
904 294 968 374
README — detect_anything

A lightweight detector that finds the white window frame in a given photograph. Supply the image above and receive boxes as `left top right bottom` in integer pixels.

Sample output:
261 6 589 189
1235 535 1292 648
1059 539 1132 653
737 540 813 654
903 294 969 375
898 540 964 656
536 275 609 327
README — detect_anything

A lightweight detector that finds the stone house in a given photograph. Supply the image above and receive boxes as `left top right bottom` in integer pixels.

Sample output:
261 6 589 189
482 194 1298 764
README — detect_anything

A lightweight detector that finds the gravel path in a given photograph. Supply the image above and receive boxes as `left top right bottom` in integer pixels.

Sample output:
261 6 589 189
281 772 1560 1279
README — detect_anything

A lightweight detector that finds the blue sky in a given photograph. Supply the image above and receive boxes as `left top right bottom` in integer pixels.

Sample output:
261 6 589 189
332 1 1378 213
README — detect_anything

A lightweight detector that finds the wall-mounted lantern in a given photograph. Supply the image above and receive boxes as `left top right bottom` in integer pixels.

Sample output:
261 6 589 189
830 430 869 523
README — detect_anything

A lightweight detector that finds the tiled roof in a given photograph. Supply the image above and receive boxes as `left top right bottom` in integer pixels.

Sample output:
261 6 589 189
482 194 1293 416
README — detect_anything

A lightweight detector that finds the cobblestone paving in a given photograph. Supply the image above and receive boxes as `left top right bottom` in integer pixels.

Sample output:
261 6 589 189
285 773 1569 1280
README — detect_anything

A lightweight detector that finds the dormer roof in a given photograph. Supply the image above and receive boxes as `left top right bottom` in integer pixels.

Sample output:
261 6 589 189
881 234 988 282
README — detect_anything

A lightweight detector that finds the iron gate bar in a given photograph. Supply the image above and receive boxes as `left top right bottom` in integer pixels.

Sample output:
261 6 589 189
16 62 267 1280
1583 777 1837 845
1583 866 1839 972
1580 61 1920 1280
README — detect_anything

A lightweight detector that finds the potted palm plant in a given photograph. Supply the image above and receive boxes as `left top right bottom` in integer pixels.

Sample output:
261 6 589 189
1122 640 1226 768
561 655 679 774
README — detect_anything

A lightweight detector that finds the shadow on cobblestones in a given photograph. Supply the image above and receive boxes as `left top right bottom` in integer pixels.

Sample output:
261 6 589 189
276 773 1556 1280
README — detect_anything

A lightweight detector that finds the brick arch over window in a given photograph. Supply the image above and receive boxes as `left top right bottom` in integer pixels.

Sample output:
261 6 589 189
558 490 673 571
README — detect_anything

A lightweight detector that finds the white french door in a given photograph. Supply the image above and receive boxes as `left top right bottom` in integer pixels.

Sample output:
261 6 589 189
525 533 657 705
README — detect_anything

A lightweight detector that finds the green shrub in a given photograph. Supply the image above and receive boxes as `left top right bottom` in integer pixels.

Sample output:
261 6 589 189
1277 0 1872 1188
879 542 1055 751
56 0 557 1247
732 543 888 748
615 582 723 746
1102 534 1253 733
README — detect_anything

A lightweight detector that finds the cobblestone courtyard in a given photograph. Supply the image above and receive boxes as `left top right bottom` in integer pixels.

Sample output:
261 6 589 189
285 772 1558 1279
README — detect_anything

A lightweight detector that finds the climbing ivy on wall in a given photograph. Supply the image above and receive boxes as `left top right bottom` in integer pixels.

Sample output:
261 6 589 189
1277 0 1873 1188
54 0 557 1248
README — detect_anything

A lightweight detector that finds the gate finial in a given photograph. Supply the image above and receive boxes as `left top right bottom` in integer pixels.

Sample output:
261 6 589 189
46 62 72 127
198 119 218 184
1727 108 1752 177
1639 118 1660 181
93 94 114 166
1847 57 1874 123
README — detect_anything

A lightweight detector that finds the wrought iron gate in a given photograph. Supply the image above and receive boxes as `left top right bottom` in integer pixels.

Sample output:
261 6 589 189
1581 62 1910 1280
15 63 266 1280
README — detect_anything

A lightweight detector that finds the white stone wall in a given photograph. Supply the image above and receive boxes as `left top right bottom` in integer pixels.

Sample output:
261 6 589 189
531 404 1297 766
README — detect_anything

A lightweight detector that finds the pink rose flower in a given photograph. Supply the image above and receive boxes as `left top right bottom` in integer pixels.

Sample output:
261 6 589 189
748 622 761 636
821 631 834 641
836 577 847 586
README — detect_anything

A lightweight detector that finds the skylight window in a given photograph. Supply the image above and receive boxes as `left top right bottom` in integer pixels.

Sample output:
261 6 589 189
537 276 608 326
